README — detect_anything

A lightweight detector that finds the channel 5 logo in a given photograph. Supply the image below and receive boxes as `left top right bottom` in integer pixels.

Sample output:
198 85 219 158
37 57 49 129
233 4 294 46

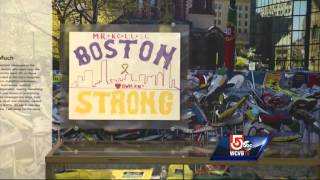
211 135 269 161
229 135 253 156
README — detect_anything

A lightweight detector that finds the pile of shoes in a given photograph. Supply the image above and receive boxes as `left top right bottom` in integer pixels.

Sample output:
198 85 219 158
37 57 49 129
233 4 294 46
52 70 320 143
183 69 320 143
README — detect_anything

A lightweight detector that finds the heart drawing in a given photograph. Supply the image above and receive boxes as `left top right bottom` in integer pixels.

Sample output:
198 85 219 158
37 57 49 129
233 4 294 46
115 83 121 89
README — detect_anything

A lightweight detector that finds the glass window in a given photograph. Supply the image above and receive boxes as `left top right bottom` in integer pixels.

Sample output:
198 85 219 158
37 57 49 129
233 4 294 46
218 19 221 25
238 28 242 33
293 15 306 30
218 4 221 9
277 33 291 46
292 31 305 45
238 13 242 18
272 19 279 33
311 12 320 28
256 8 261 14
245 21 248 26
244 29 248 33
245 6 249 11
309 42 320 71
257 0 262 7
287 1 291 6
150 0 156 6
293 1 307 16
254 0 318 71
138 0 143 8
312 1 320 12
311 25 319 40
245 13 248 18
291 45 305 61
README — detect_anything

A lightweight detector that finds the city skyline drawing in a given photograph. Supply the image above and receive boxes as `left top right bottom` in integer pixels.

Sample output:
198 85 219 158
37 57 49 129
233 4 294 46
70 60 180 90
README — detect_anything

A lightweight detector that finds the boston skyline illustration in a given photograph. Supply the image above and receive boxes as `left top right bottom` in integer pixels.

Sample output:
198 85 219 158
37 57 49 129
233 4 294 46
70 60 180 90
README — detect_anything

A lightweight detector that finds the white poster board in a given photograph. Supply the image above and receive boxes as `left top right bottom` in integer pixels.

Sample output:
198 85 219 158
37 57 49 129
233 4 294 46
69 32 180 120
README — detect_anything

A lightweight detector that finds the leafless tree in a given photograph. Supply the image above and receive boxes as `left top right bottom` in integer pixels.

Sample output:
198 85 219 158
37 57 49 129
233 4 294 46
53 0 76 24
73 0 107 24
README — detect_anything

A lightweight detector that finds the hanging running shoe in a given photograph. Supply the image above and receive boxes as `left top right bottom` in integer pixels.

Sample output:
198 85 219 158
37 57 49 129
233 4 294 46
227 74 245 89
191 103 208 124
216 96 247 121
206 74 228 97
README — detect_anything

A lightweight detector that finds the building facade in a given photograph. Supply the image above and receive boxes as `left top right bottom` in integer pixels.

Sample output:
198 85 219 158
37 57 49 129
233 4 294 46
126 0 186 21
309 0 320 71
254 0 320 71
186 0 251 48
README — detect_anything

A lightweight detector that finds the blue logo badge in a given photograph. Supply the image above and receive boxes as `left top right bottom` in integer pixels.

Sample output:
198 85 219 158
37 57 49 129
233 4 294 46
211 135 270 161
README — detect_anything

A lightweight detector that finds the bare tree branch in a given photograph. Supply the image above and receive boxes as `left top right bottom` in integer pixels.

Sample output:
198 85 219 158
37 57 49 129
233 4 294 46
74 0 93 23
16 0 59 42
62 0 74 20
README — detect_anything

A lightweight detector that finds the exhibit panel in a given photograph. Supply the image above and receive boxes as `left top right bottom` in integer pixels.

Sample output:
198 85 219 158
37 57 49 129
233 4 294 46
0 0 52 178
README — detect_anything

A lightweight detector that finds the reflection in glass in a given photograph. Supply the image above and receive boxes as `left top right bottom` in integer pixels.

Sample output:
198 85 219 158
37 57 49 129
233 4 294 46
312 0 320 12
309 2 320 71
293 1 307 15
293 16 306 30
255 0 320 71
292 31 305 45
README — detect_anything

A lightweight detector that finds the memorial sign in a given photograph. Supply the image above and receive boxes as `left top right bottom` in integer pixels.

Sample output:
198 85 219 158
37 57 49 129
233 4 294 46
69 32 180 120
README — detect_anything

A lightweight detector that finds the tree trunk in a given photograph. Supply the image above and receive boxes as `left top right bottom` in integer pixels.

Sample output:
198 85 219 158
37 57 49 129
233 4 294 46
92 0 98 24
59 19 65 73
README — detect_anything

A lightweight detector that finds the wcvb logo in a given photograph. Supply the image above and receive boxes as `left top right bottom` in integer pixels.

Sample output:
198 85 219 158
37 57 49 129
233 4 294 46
229 135 252 156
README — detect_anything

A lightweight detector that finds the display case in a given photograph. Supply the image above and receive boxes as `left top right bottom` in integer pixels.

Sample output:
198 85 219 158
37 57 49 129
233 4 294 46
46 141 320 179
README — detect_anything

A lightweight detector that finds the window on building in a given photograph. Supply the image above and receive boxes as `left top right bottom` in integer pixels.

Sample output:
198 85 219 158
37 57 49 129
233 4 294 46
238 28 242 33
245 6 248 11
218 4 222 9
132 0 159 18
244 21 248 26
218 19 221 25
310 19 319 70
238 13 242 18
218 12 221 17
214 20 217 25
244 29 248 34
190 0 214 14
293 0 307 16
255 0 316 71
245 13 248 18
312 25 320 40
